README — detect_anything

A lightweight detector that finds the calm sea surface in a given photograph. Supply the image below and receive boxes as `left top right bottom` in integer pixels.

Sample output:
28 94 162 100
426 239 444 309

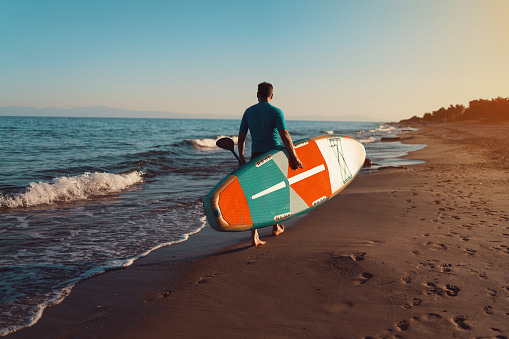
0 116 424 335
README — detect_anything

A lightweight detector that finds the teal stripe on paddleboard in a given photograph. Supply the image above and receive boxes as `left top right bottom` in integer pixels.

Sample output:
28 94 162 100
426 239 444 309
238 157 290 227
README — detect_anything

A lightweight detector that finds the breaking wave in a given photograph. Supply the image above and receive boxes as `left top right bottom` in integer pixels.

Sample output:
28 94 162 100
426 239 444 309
0 171 144 209
185 135 239 149
358 136 377 144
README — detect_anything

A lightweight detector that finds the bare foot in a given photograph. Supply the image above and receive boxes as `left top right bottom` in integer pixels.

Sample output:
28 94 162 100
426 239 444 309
251 229 266 246
272 223 285 236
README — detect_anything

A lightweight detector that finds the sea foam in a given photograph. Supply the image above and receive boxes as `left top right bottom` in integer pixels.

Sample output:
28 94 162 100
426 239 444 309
0 171 143 209
190 135 239 149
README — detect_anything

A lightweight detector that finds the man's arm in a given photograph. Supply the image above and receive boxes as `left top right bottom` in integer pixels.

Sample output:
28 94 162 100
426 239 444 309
279 129 303 170
237 132 247 164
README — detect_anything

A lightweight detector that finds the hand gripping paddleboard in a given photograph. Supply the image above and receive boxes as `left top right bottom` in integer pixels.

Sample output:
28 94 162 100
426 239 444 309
203 135 366 231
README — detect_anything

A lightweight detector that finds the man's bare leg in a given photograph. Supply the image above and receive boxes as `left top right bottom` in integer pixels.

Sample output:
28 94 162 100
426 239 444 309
272 223 284 236
251 229 266 246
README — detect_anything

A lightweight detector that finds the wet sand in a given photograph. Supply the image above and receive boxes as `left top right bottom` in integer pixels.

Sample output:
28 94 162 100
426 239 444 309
8 122 509 338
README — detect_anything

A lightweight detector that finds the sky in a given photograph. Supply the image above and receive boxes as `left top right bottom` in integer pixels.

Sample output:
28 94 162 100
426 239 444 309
1 0 508 121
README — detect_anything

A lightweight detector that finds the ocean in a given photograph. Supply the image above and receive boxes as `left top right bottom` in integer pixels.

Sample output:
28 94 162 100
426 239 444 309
0 116 424 336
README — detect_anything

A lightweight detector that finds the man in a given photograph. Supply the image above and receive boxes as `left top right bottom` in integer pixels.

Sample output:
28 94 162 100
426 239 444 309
238 82 303 246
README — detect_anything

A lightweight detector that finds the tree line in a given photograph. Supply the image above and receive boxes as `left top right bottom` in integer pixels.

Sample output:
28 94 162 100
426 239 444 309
400 97 509 123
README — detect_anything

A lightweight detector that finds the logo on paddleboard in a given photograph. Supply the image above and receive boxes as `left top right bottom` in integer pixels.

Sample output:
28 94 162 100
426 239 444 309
294 140 309 149
312 196 327 206
274 212 291 222
255 155 273 167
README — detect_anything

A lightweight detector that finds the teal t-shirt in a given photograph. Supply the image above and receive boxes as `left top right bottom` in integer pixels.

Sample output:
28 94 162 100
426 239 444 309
239 102 287 153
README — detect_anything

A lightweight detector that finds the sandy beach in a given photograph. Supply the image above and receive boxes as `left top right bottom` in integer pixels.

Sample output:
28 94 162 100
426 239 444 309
8 122 509 339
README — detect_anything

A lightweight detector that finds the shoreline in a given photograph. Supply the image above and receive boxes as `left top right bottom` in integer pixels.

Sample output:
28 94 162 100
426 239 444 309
8 122 509 338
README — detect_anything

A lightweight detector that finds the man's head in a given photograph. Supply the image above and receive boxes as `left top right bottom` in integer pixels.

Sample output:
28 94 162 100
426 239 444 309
257 82 273 102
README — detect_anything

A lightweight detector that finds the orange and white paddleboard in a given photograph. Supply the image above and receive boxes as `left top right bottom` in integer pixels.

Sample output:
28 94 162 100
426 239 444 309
204 135 366 231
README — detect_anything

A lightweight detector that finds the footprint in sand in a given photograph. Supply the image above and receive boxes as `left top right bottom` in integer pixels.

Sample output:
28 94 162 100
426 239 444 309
196 273 217 284
424 283 460 297
440 263 452 273
479 272 488 280
451 316 471 330
401 276 412 284
424 241 448 250
246 256 257 264
487 288 497 297
366 240 385 246
402 297 422 309
483 305 493 315
370 314 444 338
356 272 374 285
350 252 366 261
445 284 460 296
396 320 410 331
424 282 441 295
491 245 509 255
334 252 366 262
411 298 422 306
491 328 505 335
465 248 477 256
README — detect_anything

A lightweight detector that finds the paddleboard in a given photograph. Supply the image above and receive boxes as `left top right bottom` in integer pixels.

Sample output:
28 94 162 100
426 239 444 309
204 135 366 231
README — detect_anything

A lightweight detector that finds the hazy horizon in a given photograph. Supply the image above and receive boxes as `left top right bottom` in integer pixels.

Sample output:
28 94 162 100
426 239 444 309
0 105 380 122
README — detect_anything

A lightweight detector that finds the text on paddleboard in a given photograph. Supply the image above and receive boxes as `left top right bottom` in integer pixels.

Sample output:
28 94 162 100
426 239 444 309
274 212 291 222
255 155 273 167
294 140 309 148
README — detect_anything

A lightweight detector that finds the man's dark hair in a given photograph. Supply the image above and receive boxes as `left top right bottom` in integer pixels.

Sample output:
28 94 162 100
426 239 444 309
257 82 273 99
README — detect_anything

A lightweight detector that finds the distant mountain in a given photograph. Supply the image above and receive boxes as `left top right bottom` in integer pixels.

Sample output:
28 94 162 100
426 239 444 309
290 114 377 122
0 106 378 122
0 106 207 119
